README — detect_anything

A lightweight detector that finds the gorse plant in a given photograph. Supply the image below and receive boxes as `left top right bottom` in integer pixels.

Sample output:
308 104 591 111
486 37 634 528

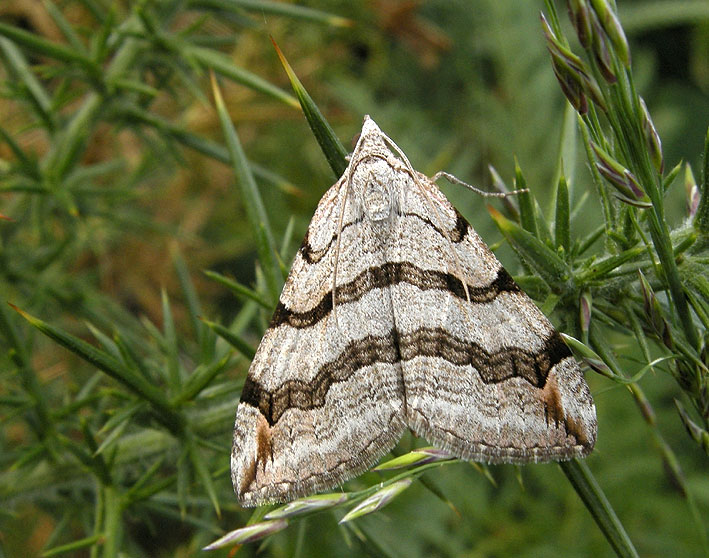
542 0 709 457
0 1 707 557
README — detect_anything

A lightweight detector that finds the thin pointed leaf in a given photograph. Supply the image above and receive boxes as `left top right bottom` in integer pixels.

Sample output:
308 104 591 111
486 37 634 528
94 414 132 456
488 164 521 220
515 162 538 236
0 22 95 71
203 270 271 309
123 456 167 504
161 289 181 390
189 45 297 107
172 244 204 342
201 318 256 360
43 0 87 54
42 535 104 557
211 73 281 302
46 94 104 181
187 435 220 516
488 206 572 291
0 38 54 128
172 352 232 405
271 38 348 176
118 103 301 196
555 175 571 252
417 476 460 518
0 125 39 176
10 305 182 430
177 446 190 517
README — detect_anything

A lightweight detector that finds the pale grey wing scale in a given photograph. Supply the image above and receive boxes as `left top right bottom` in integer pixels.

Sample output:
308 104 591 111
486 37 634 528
390 172 596 463
231 177 406 507
231 116 597 508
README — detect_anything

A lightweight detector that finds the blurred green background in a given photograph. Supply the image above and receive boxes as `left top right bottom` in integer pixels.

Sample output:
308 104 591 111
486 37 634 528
1 1 708 557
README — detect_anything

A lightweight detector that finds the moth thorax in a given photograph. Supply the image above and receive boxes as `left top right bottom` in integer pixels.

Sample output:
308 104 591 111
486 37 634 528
356 158 396 222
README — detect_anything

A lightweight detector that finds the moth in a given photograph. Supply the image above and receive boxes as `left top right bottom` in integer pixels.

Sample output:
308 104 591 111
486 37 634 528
231 116 596 507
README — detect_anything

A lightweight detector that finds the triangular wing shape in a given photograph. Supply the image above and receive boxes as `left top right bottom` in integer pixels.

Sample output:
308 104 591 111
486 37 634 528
231 129 408 506
386 168 596 462
231 116 596 507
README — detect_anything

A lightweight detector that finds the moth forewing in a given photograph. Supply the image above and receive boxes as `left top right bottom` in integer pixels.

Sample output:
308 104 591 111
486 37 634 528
231 116 596 507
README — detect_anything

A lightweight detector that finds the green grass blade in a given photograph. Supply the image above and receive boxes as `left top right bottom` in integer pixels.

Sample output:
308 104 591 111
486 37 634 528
10 305 182 431
41 534 104 557
203 270 271 309
189 45 297 108
272 38 348 176
560 460 639 558
0 22 94 69
186 434 220 516
555 174 571 253
201 317 256 360
189 0 353 27
172 353 232 405
210 72 281 302
43 0 87 55
0 37 54 129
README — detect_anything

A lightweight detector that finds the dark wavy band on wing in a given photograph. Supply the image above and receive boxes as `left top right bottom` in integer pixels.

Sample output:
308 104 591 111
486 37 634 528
240 327 571 426
270 263 520 329
300 209 470 264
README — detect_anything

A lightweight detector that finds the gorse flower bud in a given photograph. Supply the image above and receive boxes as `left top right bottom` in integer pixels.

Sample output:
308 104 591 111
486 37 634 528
339 478 413 523
265 493 348 519
589 0 631 66
675 400 709 455
591 142 650 206
590 8 617 84
541 14 606 113
567 0 593 48
638 271 673 350
684 164 700 219
560 333 615 379
580 291 592 337
375 447 453 470
203 519 288 550
639 97 664 173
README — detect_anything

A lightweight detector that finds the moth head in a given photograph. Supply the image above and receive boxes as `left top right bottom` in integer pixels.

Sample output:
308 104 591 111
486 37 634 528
348 116 410 221
353 157 396 221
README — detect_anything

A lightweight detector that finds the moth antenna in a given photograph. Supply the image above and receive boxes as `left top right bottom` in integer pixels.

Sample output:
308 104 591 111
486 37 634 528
431 171 529 198
414 175 473 307
380 133 473 307
230 117 597 508
332 129 369 334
